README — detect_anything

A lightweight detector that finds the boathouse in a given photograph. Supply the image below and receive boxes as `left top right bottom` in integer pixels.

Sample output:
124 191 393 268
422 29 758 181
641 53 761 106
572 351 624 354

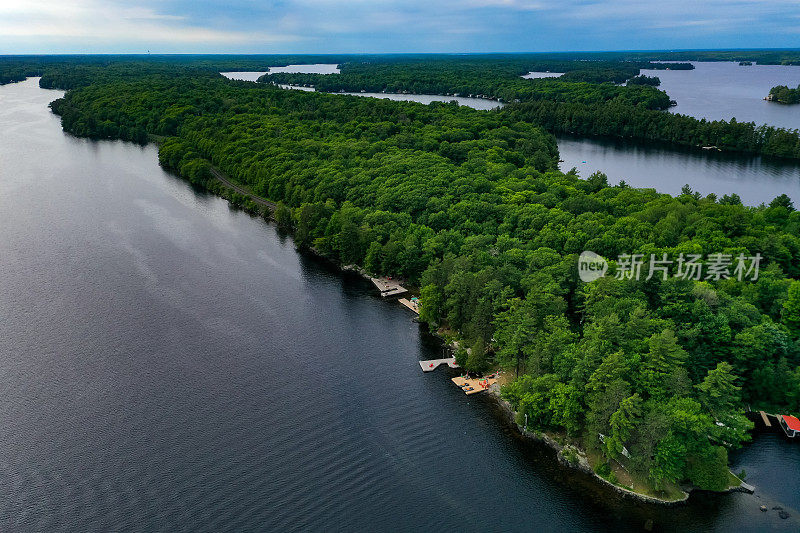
779 415 800 438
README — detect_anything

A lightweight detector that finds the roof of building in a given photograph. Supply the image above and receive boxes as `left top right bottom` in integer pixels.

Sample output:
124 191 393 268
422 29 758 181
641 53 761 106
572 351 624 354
782 415 800 432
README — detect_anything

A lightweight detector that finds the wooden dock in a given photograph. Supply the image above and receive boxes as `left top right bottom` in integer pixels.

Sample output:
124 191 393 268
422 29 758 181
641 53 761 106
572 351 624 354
398 297 419 314
760 410 772 427
452 375 498 395
419 358 459 372
370 277 407 297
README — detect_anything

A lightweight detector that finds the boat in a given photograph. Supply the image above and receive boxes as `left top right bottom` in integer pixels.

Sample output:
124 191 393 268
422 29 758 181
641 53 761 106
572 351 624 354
778 414 800 438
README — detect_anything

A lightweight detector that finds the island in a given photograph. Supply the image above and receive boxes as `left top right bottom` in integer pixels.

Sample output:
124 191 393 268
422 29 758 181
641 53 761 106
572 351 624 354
626 74 661 86
767 84 800 104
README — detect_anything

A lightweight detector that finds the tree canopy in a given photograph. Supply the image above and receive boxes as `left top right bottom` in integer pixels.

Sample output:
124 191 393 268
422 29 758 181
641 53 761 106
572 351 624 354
9 57 799 495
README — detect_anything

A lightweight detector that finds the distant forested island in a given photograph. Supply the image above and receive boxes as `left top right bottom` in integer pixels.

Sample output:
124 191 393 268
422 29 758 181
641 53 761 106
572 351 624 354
626 74 661 86
2 51 800 502
768 84 800 105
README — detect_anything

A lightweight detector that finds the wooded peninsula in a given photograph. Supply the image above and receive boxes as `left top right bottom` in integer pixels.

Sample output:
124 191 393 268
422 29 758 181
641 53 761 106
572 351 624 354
769 84 800 105
3 53 799 501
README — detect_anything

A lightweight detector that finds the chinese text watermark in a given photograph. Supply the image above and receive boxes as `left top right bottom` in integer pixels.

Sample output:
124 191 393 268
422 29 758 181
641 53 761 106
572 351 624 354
579 252 761 282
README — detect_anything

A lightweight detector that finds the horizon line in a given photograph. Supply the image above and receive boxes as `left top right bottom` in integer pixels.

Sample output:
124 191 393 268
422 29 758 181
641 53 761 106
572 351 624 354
3 47 800 57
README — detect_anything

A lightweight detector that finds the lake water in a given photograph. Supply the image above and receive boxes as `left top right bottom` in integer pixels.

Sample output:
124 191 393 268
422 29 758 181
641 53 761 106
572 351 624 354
522 71 564 79
221 71 503 109
557 135 800 206
556 61 800 206
267 63 340 75
556 61 800 205
220 71 267 82
642 61 800 130
1 77 798 532
334 91 503 110
221 64 340 82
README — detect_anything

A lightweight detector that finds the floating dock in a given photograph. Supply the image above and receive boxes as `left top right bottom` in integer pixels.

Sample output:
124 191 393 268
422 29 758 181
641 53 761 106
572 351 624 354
760 410 772 427
370 277 407 297
419 358 459 372
452 375 498 395
398 297 420 314
739 481 756 493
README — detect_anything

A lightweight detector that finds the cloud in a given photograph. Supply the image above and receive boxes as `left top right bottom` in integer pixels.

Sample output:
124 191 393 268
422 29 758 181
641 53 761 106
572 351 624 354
0 0 297 49
463 0 548 10
0 0 798 53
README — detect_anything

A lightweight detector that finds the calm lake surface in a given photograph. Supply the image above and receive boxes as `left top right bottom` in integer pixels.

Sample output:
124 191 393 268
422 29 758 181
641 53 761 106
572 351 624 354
221 64 340 81
522 71 564 79
1 77 798 532
557 135 800 205
558 62 800 206
222 71 503 109
267 63 340 75
642 61 800 130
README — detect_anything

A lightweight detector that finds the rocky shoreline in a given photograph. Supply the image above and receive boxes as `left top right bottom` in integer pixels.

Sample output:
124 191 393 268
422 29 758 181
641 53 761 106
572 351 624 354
485 385 758 506
190 162 754 509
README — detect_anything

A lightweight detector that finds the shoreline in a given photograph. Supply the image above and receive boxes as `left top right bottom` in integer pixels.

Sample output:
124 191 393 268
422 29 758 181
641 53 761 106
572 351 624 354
485 385 758 506
184 162 759 507
42 83 761 508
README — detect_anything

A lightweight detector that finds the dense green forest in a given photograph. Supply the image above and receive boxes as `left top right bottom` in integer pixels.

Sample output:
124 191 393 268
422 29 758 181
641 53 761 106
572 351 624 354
627 75 661 87
507 100 800 158
2 48 799 88
261 58 676 109
5 56 800 497
769 85 800 105
0 64 41 85
0 68 29 85
260 56 800 159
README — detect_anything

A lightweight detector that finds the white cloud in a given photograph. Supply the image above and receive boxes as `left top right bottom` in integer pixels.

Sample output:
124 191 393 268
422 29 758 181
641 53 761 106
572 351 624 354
0 0 797 53
0 0 297 46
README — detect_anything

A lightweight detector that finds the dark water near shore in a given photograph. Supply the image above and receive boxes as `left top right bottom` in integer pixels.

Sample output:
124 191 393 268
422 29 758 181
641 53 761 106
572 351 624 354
1 78 799 532
557 135 800 206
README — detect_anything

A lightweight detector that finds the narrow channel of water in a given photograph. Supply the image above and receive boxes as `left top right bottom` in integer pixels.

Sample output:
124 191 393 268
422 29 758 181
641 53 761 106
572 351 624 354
222 71 503 109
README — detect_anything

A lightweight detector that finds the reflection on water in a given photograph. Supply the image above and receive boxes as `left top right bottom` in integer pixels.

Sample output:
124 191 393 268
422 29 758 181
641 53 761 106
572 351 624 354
730 431 800 513
642 62 800 130
522 71 564 79
558 135 800 206
220 72 504 109
335 91 503 110
267 63 340 75
221 64 340 83
220 71 267 82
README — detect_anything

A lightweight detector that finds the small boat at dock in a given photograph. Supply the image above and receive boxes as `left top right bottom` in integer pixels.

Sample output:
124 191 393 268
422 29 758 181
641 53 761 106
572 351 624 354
778 414 800 438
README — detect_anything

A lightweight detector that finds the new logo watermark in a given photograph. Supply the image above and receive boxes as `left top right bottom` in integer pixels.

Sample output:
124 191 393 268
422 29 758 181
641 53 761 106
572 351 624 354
577 251 761 282
578 251 608 282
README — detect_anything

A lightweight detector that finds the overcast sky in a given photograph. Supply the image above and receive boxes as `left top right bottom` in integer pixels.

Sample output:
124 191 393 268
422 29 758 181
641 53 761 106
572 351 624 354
1 0 799 54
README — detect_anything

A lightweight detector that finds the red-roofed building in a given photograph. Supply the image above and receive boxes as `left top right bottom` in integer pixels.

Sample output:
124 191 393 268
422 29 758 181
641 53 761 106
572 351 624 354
779 415 800 438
